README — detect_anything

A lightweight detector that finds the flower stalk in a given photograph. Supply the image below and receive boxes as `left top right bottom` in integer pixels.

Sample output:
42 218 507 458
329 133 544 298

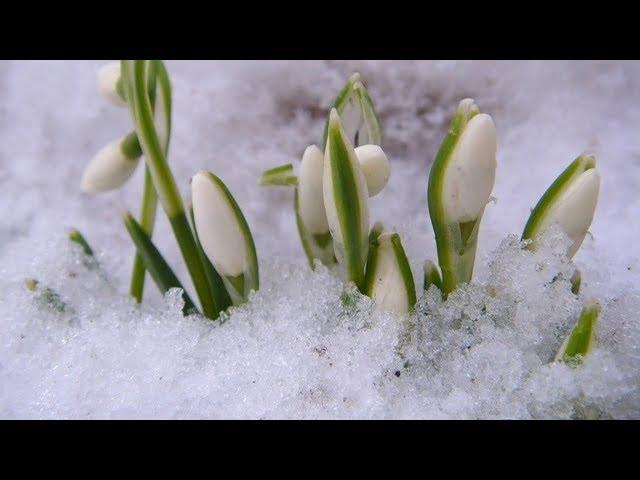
129 60 170 303
121 60 218 319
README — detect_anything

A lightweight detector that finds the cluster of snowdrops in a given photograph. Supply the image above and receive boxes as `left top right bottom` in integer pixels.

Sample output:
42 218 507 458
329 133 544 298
41 60 600 367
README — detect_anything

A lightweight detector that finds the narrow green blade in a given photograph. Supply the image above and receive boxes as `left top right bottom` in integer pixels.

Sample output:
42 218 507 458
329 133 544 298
123 212 197 316
390 233 417 310
69 228 99 270
325 110 369 291
259 164 298 187
189 206 232 315
556 301 601 366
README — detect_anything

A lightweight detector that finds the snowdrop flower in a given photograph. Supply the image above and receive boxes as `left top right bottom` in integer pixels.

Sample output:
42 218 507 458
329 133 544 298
322 73 382 149
427 98 497 295
97 62 127 107
355 144 390 197
191 171 259 305
522 153 600 259
323 109 370 290
81 132 142 193
364 225 416 313
555 300 601 366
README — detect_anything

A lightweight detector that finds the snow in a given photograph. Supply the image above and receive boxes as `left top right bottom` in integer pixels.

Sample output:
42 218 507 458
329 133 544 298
0 60 639 418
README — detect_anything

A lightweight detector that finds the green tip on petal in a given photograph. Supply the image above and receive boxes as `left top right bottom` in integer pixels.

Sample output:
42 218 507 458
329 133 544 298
259 163 298 187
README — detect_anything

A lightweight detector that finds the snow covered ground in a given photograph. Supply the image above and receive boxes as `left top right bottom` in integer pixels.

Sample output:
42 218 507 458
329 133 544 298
0 60 638 418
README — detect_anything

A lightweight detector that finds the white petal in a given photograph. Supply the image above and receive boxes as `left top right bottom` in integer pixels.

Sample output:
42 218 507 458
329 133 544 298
443 113 497 223
191 172 247 277
81 137 139 193
97 62 126 107
355 144 390 197
543 168 600 258
370 233 410 314
298 145 329 234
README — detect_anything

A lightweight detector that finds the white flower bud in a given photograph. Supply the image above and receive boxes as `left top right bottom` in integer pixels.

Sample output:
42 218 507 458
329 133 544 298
355 144 390 197
97 62 126 107
538 167 600 258
298 145 329 234
81 135 141 193
442 113 497 223
523 153 600 259
364 231 416 314
191 171 258 298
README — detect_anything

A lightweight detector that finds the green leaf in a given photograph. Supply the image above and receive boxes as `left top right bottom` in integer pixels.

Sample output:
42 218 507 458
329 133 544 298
259 163 298 187
123 212 198 316
570 270 582 295
390 233 417 310
122 60 217 319
189 205 232 315
325 110 369 292
556 301 601 366
69 228 99 271
24 278 71 314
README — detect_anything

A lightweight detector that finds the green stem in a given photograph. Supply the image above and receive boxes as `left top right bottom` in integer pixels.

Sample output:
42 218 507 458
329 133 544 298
130 168 158 302
122 60 217 319
129 61 162 303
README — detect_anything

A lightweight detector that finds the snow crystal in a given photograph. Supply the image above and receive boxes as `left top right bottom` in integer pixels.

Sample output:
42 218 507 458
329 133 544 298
0 60 639 418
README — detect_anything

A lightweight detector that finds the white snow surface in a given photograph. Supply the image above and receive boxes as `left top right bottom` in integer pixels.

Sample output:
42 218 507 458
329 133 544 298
1 60 639 419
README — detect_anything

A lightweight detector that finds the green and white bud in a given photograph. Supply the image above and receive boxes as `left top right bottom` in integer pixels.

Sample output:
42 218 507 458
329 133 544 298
191 171 259 305
322 73 382 149
555 300 601 366
427 99 497 296
364 227 416 314
442 112 497 223
323 109 370 291
97 62 126 107
522 153 600 259
355 144 390 197
81 132 142 193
